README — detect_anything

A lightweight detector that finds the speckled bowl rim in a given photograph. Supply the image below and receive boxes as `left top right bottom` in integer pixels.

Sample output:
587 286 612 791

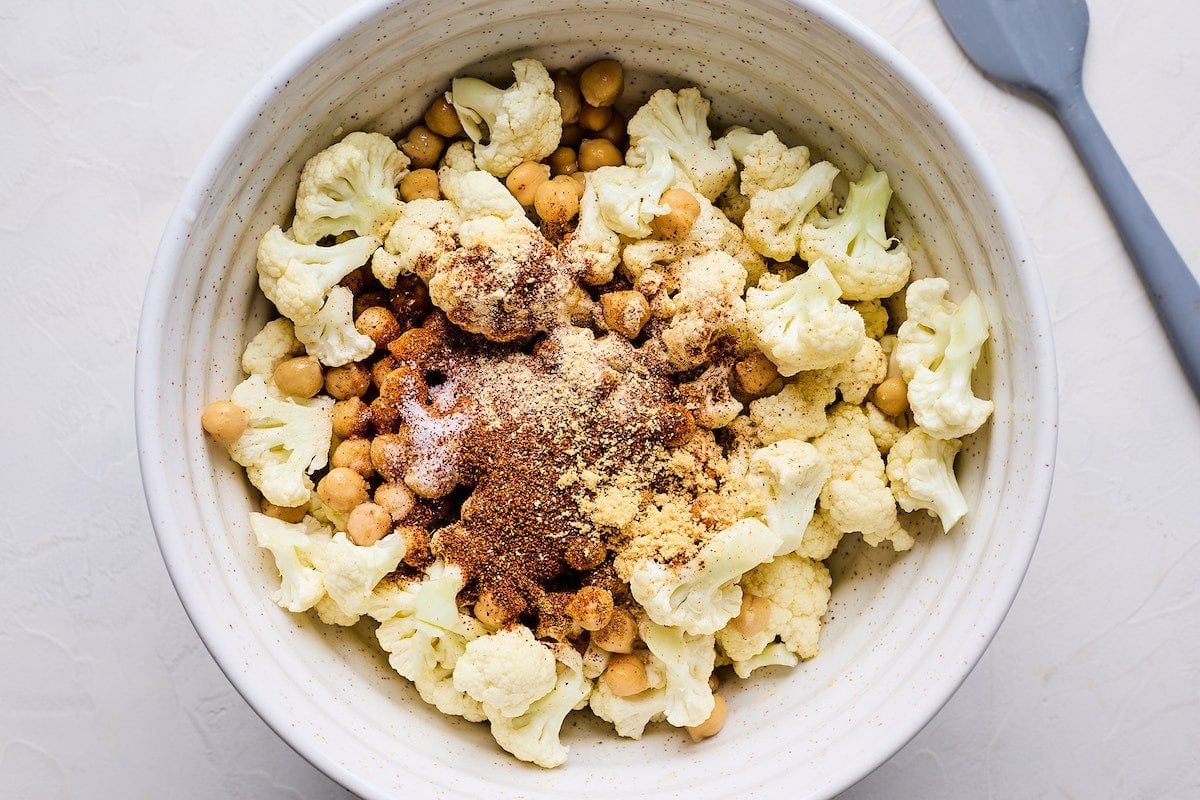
136 0 1058 796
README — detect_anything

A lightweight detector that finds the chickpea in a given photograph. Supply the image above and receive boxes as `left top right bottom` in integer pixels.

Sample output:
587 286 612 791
200 400 249 445
577 102 613 132
534 175 581 225
400 125 445 168
558 123 585 148
260 498 307 524
564 537 606 571
374 480 416 521
730 593 772 637
547 145 578 176
423 94 463 138
474 588 523 629
316 467 369 513
331 397 371 439
399 168 440 201
600 290 651 339
398 524 432 568
371 355 399 389
578 138 624 171
355 305 402 349
331 438 374 478
733 350 781 395
579 59 623 107
603 653 649 697
651 187 702 240
272 356 324 398
686 693 727 742
591 607 637 654
324 362 371 399
505 160 551 207
872 375 909 417
553 69 582 125
566 586 615 631
346 502 393 546
596 109 626 147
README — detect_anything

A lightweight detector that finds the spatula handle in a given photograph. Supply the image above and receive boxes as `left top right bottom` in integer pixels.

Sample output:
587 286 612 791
1052 87 1200 400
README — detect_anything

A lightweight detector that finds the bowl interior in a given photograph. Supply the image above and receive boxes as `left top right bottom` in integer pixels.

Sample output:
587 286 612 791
137 0 1056 797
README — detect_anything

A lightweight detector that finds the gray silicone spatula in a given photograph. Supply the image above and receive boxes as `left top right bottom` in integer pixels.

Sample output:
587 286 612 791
931 0 1200 400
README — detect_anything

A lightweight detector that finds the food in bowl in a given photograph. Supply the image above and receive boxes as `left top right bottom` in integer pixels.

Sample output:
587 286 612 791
199 56 992 768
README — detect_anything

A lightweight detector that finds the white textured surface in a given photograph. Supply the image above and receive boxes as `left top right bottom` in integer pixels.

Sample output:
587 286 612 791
1 1 1196 798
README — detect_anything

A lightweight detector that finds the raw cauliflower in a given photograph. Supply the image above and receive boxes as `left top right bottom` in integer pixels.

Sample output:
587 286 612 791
894 279 993 439
721 126 811 197
741 160 839 262
886 427 969 532
292 285 375 367
449 58 562 177
255 224 379 324
250 513 330 612
798 164 912 301
453 625 558 718
639 618 718 728
487 644 591 768
629 517 781 635
225 374 333 507
716 554 832 677
437 140 528 222
745 438 831 556
590 137 675 238
241 317 303 377
627 87 736 200
372 198 461 286
811 402 913 551
660 250 748 371
311 531 408 620
560 176 622 285
745 261 867 375
291 131 408 244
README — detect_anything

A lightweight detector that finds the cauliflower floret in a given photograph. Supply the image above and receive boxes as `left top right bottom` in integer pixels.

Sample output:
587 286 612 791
250 513 330 612
886 428 969 531
854 299 889 340
560 176 621 285
453 625 558 718
795 505 844 561
865 401 908 455
292 285 375 367
745 261 867 375
427 215 580 342
741 161 839 262
727 642 799 677
487 644 591 769
241 317 303 377
311 531 408 619
255 225 379 325
589 666 668 739
291 131 408 244
225 374 333 507
590 138 675 238
660 250 748 371
627 87 736 200
639 619 718 727
629 517 781 635
375 562 488 722
894 280 993 439
798 165 912 301
812 402 913 551
437 141 527 221
716 554 831 677
745 439 831 556
372 198 461 286
721 126 811 198
449 59 562 177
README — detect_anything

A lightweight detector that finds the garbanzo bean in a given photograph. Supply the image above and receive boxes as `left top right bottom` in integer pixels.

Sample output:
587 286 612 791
399 168 440 201
534 175 581 224
547 146 578 176
316 467 368 513
505 160 551 206
331 397 371 439
272 356 323 398
578 138 623 171
423 95 463 138
324 362 371 399
553 68 582 125
579 59 623 107
686 693 726 742
872 375 909 417
602 653 648 697
595 109 626 147
566 586 614 631
577 102 613 132
400 125 445 168
260 498 306 524
730 593 772 636
355 306 402 349
346 502 392 546
733 350 780 395
651 187 702 240
331 438 374 478
200 400 249 445
375 481 415 521
591 607 637 653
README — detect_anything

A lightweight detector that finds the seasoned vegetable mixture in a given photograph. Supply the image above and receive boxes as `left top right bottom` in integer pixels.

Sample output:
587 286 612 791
200 57 993 768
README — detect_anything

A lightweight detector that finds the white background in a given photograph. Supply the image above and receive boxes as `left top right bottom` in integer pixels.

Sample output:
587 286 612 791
2 0 1198 797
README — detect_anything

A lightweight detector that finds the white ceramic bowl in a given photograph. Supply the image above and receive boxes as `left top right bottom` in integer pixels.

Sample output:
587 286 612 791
136 0 1057 797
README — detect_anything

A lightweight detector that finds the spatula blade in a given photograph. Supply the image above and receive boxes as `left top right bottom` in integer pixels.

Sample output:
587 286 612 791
932 0 1090 98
